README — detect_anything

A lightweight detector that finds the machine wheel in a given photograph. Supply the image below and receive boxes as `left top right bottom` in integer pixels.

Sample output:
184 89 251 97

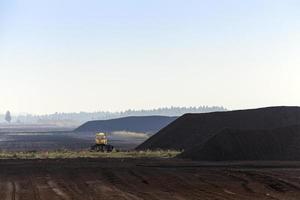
90 144 114 152
104 145 114 152
90 144 103 152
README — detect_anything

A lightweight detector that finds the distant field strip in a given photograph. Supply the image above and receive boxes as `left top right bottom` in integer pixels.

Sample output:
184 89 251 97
0 150 180 159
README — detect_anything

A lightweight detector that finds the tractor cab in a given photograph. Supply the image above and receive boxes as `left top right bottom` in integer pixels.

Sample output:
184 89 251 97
90 132 114 152
95 133 108 145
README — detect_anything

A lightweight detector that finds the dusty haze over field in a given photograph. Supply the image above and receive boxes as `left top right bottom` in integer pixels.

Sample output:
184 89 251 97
1 0 300 114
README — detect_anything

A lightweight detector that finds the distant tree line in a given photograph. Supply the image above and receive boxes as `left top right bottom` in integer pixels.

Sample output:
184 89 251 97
0 106 227 124
5 111 11 123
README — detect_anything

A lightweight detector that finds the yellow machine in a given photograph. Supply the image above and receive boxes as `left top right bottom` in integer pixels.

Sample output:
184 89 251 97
95 133 108 145
91 132 114 152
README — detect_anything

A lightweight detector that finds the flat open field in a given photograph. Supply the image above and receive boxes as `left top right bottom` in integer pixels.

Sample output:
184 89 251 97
1 158 300 200
0 131 146 151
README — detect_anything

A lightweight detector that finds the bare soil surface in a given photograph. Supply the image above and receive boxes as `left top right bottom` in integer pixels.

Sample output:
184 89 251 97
1 158 300 200
74 116 177 133
137 106 300 152
0 132 145 151
183 125 300 161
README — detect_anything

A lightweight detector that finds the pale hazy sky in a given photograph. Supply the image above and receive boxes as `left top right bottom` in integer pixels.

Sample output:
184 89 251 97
0 0 300 114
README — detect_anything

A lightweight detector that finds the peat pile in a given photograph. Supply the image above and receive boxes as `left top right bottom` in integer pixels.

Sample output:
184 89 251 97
74 116 177 133
136 107 300 151
180 125 300 161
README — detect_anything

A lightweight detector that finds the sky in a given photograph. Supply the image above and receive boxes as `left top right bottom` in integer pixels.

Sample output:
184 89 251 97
0 0 300 114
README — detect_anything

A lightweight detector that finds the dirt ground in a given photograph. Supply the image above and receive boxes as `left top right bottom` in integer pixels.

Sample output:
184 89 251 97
0 132 145 151
1 158 300 200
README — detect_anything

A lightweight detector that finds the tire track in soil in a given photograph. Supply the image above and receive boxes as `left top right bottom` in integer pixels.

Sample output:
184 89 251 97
129 169 181 200
137 166 234 199
220 170 275 200
11 182 16 200
209 170 281 200
128 170 149 185
46 178 72 200
0 181 17 200
124 169 166 200
223 170 255 193
165 168 230 199
99 168 143 200
101 168 125 186
30 177 41 200
34 176 67 200
71 171 99 200
194 174 237 200
57 171 95 200
244 171 300 192
0 182 8 200
128 169 176 200
240 171 296 200
1 180 16 200
138 168 215 200
174 170 234 200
